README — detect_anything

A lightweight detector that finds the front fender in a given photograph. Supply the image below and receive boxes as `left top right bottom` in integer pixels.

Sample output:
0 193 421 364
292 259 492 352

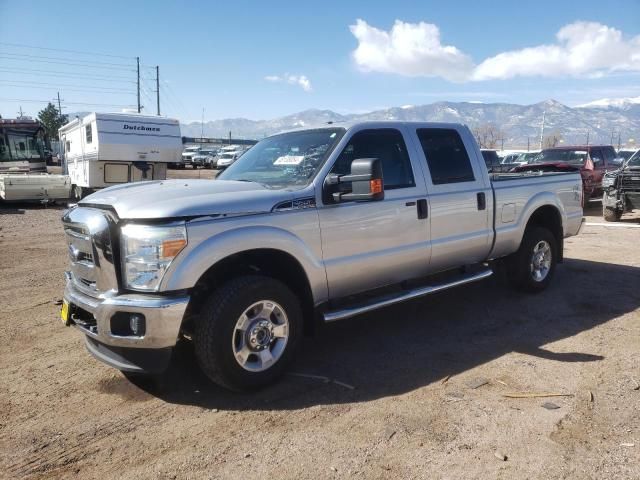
160 223 328 304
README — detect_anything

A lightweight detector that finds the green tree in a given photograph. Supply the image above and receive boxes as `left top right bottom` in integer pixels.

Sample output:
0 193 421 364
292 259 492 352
37 103 68 140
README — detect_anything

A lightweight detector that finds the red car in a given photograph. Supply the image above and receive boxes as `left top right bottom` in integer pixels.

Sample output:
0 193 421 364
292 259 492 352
512 145 619 201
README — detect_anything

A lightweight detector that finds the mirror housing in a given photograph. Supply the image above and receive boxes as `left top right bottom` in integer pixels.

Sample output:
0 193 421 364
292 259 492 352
325 158 384 203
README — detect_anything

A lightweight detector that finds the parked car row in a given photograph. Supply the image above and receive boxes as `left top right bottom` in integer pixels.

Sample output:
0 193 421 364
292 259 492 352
170 145 250 169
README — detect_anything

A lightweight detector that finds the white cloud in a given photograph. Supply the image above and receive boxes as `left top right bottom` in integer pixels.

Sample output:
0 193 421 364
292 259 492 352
349 19 640 82
349 19 474 82
264 73 313 91
473 22 640 80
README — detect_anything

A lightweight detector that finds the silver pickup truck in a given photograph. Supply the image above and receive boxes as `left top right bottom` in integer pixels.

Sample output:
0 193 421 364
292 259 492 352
61 122 584 390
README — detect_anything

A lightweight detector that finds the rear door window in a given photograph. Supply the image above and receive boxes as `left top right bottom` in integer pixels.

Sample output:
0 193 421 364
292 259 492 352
416 128 475 184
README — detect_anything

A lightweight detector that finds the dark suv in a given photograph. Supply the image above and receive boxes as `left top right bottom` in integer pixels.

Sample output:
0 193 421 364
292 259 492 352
512 145 618 201
602 150 640 221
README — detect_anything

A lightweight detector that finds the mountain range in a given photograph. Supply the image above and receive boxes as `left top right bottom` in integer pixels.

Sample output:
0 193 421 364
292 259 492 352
180 98 640 148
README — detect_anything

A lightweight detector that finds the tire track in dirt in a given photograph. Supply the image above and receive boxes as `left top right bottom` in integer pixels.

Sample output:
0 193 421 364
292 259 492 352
5 403 173 478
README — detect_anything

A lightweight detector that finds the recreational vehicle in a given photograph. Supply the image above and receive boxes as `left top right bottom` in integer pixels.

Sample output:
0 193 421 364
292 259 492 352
59 113 182 200
0 118 71 202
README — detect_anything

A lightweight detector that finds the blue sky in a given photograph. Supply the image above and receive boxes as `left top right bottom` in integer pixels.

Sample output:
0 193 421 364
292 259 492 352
1 0 639 121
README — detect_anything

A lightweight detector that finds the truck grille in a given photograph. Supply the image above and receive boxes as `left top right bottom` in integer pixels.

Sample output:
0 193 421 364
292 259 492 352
620 173 640 190
62 207 119 297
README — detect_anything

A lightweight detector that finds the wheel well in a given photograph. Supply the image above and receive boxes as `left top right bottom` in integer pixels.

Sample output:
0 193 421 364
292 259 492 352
184 249 315 335
525 206 564 261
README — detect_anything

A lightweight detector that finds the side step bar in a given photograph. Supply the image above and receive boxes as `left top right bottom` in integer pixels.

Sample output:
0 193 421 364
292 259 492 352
323 268 493 323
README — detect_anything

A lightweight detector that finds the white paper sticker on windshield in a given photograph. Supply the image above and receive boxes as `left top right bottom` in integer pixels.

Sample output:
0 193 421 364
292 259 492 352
274 155 305 165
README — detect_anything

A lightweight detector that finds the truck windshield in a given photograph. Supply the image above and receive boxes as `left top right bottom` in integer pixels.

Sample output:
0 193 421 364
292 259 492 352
626 150 640 167
532 150 588 165
218 128 345 189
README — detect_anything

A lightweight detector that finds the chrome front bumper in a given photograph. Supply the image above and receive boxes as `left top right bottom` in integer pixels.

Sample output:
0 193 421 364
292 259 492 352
63 271 189 349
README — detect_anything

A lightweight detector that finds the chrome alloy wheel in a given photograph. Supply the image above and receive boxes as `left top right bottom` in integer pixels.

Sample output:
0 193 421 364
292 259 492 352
530 240 552 282
231 300 289 372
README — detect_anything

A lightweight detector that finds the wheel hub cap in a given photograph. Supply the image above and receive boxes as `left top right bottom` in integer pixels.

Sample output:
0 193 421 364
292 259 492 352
232 300 289 372
248 320 274 350
530 240 551 282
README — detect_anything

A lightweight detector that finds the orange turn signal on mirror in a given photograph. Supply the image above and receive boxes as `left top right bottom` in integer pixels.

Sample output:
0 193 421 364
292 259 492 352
370 179 383 194
161 239 187 258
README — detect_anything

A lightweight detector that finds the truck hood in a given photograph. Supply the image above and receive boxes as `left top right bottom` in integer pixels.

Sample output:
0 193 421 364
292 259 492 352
80 179 298 219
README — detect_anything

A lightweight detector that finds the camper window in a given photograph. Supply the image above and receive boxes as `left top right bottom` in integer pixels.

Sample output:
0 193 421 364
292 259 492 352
85 124 93 144
65 141 71 153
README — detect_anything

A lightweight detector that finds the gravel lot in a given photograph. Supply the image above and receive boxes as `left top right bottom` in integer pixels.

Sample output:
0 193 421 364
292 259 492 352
1 170 639 479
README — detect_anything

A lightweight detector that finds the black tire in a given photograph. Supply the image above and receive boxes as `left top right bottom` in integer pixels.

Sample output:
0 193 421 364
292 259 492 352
506 226 558 293
194 275 302 391
72 185 83 202
603 207 622 222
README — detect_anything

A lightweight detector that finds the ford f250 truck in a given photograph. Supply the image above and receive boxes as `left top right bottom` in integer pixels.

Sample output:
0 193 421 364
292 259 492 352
61 122 584 390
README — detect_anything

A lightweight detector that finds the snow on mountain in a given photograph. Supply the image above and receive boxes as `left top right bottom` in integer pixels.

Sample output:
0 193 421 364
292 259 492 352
180 99 640 147
576 96 640 109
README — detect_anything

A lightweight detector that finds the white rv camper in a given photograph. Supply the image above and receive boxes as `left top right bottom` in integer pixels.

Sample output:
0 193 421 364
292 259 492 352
59 113 182 200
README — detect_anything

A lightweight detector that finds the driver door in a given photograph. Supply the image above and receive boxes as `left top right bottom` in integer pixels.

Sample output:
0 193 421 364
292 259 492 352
317 127 431 299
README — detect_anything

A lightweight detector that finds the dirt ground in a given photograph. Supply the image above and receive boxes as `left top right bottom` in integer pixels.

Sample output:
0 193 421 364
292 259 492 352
1 169 639 479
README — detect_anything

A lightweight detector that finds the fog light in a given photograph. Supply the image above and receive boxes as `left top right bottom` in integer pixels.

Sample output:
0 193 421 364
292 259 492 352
129 314 145 336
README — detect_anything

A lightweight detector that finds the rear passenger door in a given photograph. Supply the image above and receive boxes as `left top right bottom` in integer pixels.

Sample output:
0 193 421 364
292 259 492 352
412 127 493 272
318 128 431 299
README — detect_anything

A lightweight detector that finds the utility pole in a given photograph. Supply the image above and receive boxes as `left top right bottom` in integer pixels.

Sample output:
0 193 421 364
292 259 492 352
155 66 160 116
17 106 24 118
610 131 615 145
229 131 232 145
586 131 590 146
201 108 204 146
57 91 63 115
617 133 621 150
136 56 141 113
527 137 530 152
539 110 546 150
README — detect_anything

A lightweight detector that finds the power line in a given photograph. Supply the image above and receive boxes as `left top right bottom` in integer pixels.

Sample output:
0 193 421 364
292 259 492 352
0 79 135 92
0 54 135 71
0 67 136 83
0 97 136 107
0 41 134 60
0 82 135 95
0 51 134 68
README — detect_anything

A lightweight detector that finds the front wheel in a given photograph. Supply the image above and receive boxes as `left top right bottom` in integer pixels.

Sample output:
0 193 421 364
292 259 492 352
603 207 622 222
507 226 557 293
194 275 302 391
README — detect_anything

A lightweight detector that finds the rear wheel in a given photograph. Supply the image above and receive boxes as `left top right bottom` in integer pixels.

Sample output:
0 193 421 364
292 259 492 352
194 275 301 391
603 207 622 222
507 226 557 293
72 185 83 202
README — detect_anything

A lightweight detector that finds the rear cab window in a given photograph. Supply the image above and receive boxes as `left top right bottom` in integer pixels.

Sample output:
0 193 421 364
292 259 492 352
416 128 475 185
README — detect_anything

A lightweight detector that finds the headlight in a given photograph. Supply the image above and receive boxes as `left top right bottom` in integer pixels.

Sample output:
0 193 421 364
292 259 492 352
121 223 187 291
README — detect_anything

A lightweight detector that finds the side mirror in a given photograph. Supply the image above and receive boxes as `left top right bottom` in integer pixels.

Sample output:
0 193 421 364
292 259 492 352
325 158 384 203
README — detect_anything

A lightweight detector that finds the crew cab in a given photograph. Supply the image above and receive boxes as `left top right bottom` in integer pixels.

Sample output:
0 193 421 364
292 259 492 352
60 122 583 390
602 149 640 221
512 145 618 201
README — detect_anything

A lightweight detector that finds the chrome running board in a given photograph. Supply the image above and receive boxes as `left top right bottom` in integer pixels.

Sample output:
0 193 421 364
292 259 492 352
323 268 492 323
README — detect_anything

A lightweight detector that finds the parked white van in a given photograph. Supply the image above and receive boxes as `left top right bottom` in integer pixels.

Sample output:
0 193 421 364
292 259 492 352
59 113 182 200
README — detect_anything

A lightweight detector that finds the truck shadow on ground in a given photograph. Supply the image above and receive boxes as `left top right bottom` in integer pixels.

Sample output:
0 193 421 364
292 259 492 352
130 258 639 410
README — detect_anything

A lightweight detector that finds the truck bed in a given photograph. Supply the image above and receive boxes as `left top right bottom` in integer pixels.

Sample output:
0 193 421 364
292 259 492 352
489 170 583 259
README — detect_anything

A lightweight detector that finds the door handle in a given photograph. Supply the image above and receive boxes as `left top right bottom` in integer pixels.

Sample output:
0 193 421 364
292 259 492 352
477 192 486 211
417 199 428 219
